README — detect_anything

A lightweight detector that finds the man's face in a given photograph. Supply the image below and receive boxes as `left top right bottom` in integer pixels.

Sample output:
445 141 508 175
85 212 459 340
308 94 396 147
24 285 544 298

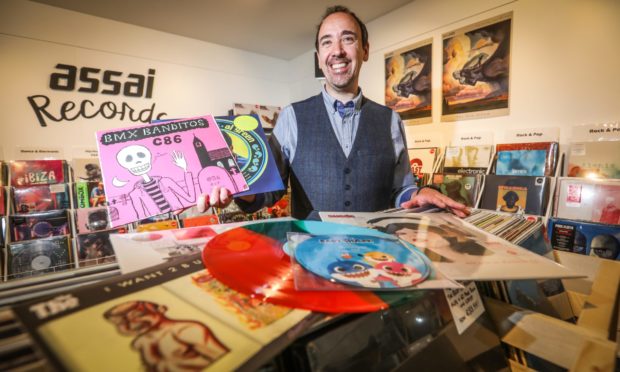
316 12 369 95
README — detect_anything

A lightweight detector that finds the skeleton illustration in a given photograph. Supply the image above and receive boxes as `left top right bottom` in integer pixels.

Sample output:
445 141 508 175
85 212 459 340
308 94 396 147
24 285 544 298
116 145 196 219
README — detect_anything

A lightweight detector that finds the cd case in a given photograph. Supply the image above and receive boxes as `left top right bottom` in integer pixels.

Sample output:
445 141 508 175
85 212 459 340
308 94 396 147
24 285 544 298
71 158 102 182
10 209 70 242
77 228 126 267
7 235 72 280
12 183 71 213
9 160 67 186
74 207 112 234
75 181 107 208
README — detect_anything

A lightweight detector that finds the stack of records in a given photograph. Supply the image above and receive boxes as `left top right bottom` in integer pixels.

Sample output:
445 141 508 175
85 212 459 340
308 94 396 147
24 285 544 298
464 209 543 245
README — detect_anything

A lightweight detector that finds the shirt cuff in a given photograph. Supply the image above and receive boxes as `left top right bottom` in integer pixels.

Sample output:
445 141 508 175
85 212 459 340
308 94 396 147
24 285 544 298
394 186 417 207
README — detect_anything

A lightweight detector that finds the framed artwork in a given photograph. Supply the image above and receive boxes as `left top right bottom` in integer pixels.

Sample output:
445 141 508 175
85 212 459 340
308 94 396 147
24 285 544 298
385 39 432 125
442 13 512 121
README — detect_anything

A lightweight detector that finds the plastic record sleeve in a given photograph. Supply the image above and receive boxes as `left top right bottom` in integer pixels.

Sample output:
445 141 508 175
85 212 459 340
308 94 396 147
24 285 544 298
202 220 431 313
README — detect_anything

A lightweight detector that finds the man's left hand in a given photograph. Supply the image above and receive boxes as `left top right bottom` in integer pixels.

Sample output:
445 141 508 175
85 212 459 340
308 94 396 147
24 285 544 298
400 187 470 218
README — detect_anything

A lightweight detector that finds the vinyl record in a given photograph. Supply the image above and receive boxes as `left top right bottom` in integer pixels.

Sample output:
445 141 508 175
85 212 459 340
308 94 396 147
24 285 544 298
203 220 427 313
294 234 430 289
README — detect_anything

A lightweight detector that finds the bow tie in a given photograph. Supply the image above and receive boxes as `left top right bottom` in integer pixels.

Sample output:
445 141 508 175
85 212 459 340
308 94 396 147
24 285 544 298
335 100 355 118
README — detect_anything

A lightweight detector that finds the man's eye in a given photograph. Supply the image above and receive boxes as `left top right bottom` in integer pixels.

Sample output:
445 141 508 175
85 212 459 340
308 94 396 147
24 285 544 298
321 40 332 47
342 36 356 44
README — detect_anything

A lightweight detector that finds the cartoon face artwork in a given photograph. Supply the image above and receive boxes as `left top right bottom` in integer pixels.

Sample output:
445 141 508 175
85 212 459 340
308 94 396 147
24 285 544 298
327 260 380 288
374 261 423 287
116 145 152 176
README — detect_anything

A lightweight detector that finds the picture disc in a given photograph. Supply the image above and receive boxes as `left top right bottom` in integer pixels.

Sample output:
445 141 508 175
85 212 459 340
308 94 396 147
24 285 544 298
294 234 430 289
203 220 428 313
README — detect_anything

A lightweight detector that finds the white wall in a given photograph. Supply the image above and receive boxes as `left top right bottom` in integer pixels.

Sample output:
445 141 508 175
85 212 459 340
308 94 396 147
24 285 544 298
2 0 619 159
289 0 620 146
0 0 290 159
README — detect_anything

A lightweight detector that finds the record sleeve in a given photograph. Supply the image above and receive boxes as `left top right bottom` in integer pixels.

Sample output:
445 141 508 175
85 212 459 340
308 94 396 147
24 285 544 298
432 173 482 207
9 160 67 186
567 141 620 179
75 207 111 234
74 181 107 208
292 233 431 289
480 175 550 215
71 158 102 182
10 209 70 242
319 211 577 281
96 116 248 227
494 142 558 176
215 115 285 196
554 178 620 224
12 183 70 213
443 145 493 174
549 218 620 260
7 235 72 280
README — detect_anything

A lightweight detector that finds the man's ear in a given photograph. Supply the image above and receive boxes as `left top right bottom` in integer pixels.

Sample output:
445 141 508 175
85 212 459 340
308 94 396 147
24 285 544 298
363 43 370 62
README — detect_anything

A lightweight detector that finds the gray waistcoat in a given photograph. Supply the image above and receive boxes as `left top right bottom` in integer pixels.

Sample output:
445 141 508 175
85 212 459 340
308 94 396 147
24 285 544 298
290 93 396 219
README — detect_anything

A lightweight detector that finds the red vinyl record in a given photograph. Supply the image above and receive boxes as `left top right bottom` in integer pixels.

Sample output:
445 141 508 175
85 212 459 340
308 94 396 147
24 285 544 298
203 220 422 313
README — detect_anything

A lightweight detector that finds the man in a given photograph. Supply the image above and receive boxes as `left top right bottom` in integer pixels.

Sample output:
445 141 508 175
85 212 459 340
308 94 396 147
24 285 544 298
198 5 468 219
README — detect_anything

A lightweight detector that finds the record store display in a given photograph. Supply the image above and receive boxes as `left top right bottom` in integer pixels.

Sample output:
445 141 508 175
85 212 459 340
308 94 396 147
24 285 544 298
494 142 558 177
203 220 430 313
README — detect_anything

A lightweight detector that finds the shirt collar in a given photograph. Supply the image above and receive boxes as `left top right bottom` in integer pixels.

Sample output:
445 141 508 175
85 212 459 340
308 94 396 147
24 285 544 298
321 85 363 113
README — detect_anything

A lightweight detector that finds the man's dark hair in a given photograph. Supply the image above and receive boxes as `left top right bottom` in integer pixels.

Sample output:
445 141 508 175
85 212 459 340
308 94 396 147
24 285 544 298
315 5 369 50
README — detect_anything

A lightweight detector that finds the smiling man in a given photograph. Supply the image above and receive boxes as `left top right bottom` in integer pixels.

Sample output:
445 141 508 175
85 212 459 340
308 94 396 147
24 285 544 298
199 5 468 219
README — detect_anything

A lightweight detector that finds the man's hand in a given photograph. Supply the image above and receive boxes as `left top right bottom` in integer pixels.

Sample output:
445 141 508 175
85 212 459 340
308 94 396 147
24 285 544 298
197 186 233 212
400 187 470 218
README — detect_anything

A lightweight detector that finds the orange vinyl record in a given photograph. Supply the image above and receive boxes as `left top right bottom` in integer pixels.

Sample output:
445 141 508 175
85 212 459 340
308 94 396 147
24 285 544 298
202 220 422 313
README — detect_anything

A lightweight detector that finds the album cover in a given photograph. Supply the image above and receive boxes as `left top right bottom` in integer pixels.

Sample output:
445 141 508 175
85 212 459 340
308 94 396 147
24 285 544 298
554 178 620 224
12 257 267 372
9 160 67 187
10 209 70 242
384 39 432 124
442 145 493 174
407 147 437 181
432 173 482 207
494 142 558 177
76 228 126 267
7 235 72 280
480 175 550 215
74 207 111 234
319 211 577 281
215 115 285 196
12 184 71 213
567 141 620 179
96 116 248 227
549 218 620 260
71 158 102 182
442 13 512 121
74 181 107 208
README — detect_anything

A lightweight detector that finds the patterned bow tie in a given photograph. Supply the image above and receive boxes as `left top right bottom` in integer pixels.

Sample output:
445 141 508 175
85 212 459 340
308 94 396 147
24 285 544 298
335 100 355 118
